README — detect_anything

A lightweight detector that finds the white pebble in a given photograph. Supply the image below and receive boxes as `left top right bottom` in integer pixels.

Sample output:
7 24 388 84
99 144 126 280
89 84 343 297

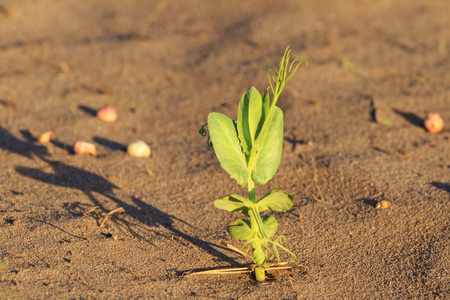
127 140 151 158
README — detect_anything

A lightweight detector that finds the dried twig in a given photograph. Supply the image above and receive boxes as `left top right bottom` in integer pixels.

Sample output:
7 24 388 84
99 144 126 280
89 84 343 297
58 61 81 90
293 267 315 284
1 192 17 205
145 165 154 176
137 0 171 37
298 213 306 235
219 241 251 258
83 206 100 216
308 154 326 202
95 85 112 96
184 267 253 277
128 264 142 281
6 251 24 258
184 262 291 277
289 276 299 289
94 161 108 180
99 207 125 228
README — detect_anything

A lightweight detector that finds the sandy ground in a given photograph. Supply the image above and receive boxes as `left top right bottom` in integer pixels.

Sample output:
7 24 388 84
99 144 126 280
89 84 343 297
0 0 449 298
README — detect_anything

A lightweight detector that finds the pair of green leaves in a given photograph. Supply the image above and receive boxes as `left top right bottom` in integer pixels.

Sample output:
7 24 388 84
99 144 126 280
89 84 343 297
207 87 284 187
214 190 293 217
227 216 277 241
215 189 293 241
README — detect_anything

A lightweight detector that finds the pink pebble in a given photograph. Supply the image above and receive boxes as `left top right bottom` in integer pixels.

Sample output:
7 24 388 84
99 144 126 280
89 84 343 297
73 141 97 156
96 106 118 122
424 113 444 133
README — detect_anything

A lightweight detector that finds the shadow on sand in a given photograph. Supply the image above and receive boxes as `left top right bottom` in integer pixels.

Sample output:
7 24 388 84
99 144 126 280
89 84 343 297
393 109 424 128
430 182 450 193
1 126 238 265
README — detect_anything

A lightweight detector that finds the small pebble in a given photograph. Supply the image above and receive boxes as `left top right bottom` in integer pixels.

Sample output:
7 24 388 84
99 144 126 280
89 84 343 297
424 113 444 133
96 106 118 122
127 140 151 158
73 141 97 156
37 131 55 144
375 200 390 210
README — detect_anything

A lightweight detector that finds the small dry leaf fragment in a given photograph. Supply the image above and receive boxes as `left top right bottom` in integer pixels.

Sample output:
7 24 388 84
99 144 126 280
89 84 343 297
58 61 71 74
37 131 55 144
0 100 17 109
424 113 444 133
375 200 390 210
0 6 21 18
95 85 112 96
73 141 97 156
127 140 151 158
96 106 118 122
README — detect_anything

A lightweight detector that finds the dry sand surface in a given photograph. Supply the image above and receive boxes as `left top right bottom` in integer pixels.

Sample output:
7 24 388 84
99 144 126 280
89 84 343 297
0 0 449 298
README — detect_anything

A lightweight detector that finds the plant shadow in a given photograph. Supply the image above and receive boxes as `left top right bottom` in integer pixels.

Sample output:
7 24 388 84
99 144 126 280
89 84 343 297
5 126 237 265
430 182 450 193
78 105 97 116
93 136 126 151
393 109 424 128
356 193 383 208
0 127 48 158
360 198 378 208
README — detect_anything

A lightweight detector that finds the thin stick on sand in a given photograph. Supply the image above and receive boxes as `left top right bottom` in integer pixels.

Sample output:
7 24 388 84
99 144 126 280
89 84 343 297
308 154 326 203
99 207 125 228
184 262 290 277
137 0 171 37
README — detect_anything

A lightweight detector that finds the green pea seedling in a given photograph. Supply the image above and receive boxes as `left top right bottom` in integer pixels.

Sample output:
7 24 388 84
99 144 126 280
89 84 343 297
199 47 305 281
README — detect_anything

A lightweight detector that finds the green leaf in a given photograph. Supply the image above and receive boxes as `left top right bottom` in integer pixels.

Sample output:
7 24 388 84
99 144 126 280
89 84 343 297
254 89 270 140
227 218 253 240
262 215 278 238
262 89 270 120
214 194 252 217
208 112 248 187
237 87 263 155
251 106 284 184
256 190 293 213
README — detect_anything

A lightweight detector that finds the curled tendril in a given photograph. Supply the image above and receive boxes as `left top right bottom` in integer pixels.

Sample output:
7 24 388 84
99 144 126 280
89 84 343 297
199 123 213 147
275 235 287 245
273 235 297 263
207 136 212 147
199 123 208 136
